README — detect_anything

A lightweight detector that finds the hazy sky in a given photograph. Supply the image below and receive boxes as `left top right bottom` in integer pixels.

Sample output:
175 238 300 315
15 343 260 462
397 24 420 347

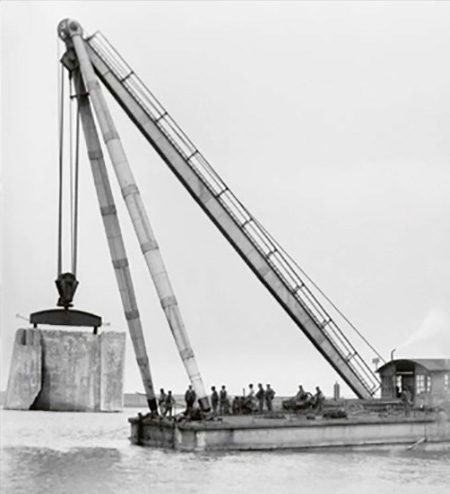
2 1 450 398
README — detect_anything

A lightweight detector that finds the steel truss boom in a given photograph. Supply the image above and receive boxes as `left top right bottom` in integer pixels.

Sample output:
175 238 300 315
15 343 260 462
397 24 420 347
60 19 381 399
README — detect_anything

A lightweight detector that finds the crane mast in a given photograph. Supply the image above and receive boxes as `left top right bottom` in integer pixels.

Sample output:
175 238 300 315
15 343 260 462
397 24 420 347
59 19 381 399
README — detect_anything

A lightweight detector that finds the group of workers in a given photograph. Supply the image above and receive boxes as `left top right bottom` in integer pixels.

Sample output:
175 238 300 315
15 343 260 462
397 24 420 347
246 383 276 413
158 389 176 417
157 382 325 417
157 385 202 417
294 384 325 411
212 383 276 415
210 385 231 415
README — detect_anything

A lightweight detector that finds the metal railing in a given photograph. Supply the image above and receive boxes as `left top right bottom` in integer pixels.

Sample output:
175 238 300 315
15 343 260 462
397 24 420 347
87 32 381 396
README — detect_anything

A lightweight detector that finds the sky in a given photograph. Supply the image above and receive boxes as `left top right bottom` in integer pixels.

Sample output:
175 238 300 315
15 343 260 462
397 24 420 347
1 1 450 399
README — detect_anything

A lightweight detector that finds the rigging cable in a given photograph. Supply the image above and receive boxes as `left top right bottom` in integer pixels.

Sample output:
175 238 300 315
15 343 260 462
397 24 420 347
57 44 65 276
57 61 81 277
69 76 74 268
72 99 81 276
253 217 385 363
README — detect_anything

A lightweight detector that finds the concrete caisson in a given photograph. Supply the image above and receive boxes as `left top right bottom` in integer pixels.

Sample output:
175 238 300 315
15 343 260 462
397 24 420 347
5 327 125 412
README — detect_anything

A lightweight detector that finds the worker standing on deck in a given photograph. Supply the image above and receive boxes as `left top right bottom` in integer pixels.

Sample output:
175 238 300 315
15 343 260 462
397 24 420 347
163 390 175 417
219 385 230 415
211 386 219 416
296 385 307 401
248 383 255 398
265 384 275 412
401 386 413 416
184 384 196 416
246 383 256 413
313 386 325 412
256 383 265 413
158 388 167 415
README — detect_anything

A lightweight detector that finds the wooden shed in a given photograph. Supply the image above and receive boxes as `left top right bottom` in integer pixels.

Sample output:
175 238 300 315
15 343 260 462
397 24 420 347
377 358 450 408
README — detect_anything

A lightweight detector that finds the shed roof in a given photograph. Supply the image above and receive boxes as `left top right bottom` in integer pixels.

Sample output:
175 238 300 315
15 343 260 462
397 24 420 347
377 358 450 373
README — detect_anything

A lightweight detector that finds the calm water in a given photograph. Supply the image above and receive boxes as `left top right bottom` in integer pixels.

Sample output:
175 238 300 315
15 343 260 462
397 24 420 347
1 408 449 494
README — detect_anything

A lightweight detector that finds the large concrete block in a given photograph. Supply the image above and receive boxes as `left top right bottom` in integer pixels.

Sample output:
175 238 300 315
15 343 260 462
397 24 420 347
100 331 125 411
4 329 42 410
5 327 125 412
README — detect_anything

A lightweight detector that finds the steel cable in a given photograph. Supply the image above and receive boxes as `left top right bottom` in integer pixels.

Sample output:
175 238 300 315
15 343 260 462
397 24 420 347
72 102 80 276
69 77 74 268
57 49 65 276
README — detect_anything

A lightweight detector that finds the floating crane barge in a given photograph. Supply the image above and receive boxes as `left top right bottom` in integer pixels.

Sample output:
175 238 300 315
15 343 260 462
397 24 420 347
129 412 450 451
57 19 450 450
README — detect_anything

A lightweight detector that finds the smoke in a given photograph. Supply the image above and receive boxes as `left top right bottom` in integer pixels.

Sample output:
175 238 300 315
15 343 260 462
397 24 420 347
398 308 450 357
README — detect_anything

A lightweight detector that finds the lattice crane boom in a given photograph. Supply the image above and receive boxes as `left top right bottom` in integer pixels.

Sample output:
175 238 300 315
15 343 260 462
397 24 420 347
60 19 381 400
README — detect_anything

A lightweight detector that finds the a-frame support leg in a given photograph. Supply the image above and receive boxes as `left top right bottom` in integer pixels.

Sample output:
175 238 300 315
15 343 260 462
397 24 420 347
67 22 210 412
73 70 158 413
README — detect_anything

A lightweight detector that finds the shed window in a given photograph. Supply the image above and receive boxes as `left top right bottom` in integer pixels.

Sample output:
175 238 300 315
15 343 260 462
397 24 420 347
416 374 426 394
426 375 431 392
445 374 449 391
396 375 402 393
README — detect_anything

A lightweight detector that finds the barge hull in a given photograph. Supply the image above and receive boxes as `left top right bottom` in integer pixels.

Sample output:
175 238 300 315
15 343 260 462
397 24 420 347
129 415 450 451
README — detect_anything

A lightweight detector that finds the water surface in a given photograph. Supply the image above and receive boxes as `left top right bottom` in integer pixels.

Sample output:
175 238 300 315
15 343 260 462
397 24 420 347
1 409 449 494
